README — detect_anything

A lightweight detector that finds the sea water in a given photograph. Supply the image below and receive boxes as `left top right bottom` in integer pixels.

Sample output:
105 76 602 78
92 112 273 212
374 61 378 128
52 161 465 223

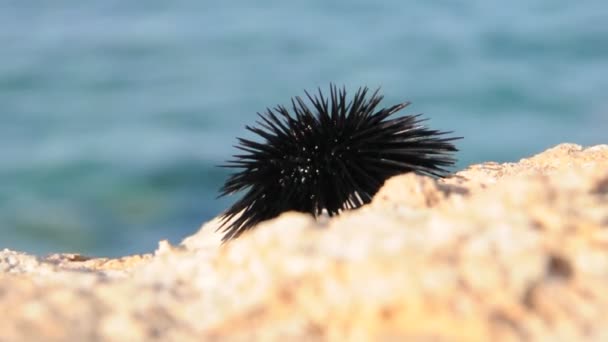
1 1 606 256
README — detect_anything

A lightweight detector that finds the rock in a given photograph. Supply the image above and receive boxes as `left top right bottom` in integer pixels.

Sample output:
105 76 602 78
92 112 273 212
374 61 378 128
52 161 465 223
1 143 608 341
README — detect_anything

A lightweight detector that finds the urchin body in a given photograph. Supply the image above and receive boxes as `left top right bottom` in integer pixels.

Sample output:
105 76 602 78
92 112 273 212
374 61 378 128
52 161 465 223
219 84 459 240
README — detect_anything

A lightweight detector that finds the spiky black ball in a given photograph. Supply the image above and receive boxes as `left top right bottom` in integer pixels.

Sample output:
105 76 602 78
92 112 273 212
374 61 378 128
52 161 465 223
218 84 460 240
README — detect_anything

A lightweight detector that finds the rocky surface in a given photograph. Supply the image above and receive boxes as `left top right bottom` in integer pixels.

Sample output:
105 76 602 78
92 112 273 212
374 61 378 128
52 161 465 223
1 143 608 341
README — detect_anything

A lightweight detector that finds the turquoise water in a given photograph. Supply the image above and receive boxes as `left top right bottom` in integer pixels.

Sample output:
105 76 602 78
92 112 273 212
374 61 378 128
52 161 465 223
1 1 607 256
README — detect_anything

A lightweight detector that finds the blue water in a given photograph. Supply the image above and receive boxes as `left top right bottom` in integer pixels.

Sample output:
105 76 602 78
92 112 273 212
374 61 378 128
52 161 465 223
1 1 606 256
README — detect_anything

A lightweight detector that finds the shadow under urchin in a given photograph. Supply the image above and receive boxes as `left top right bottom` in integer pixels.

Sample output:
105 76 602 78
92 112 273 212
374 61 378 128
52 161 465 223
218 84 460 241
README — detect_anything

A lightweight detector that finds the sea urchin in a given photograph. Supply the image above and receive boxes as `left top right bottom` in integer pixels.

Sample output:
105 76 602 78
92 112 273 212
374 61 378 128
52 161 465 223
218 84 460 240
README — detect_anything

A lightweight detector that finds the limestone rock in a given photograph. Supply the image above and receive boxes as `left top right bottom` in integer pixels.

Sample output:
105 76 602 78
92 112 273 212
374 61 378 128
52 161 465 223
1 143 608 341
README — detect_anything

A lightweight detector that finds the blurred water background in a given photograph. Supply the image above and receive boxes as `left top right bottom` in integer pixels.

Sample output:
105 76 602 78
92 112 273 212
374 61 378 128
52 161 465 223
1 1 606 256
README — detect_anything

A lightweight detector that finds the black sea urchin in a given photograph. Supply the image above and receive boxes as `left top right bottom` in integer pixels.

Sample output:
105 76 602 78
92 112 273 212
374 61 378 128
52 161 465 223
218 84 460 240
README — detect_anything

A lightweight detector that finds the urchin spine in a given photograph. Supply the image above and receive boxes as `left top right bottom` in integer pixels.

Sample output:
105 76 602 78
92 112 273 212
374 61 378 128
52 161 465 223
218 84 460 240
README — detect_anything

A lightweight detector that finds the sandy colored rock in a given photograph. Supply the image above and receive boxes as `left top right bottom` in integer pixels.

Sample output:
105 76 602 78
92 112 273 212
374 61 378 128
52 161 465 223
1 143 608 341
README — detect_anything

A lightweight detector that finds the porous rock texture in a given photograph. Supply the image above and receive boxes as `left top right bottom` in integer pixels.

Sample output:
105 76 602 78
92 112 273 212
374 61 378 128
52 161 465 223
1 143 608 341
